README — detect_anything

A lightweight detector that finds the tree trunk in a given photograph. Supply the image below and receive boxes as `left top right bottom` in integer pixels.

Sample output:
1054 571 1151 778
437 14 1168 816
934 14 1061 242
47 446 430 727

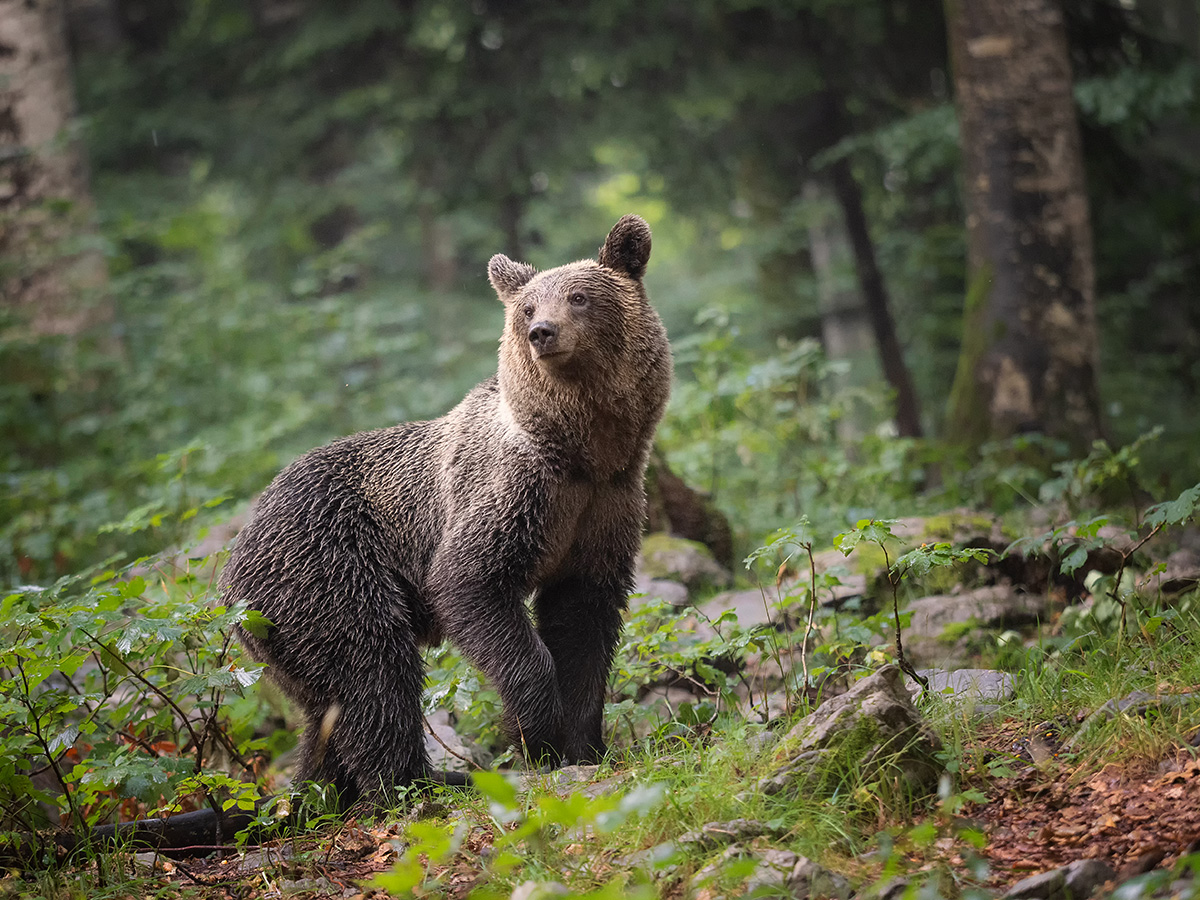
827 155 924 439
0 0 106 335
944 0 1102 452
804 179 879 441
499 192 524 261
65 0 123 53
418 200 459 292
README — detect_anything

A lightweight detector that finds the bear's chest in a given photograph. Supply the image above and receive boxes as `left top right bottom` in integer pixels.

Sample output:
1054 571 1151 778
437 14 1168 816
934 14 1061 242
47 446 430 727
529 479 593 584
531 477 637 588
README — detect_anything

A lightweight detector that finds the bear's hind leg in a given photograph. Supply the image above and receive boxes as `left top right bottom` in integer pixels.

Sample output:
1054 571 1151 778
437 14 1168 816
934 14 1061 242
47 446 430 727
326 619 432 808
296 718 358 808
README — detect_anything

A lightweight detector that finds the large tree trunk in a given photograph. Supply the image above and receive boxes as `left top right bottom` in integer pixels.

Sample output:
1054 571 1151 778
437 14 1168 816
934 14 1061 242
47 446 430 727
0 0 106 335
1 0 113 474
944 0 1102 452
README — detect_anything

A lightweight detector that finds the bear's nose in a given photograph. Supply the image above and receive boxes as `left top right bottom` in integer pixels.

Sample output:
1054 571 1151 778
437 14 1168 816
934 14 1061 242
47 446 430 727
528 321 559 354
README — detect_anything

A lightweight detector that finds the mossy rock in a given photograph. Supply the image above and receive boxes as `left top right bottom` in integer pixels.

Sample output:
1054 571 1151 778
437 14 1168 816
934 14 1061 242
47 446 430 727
640 533 732 594
760 665 943 800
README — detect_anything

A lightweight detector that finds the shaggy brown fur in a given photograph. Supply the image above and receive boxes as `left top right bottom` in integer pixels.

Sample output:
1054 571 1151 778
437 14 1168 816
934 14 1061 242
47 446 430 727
221 215 671 806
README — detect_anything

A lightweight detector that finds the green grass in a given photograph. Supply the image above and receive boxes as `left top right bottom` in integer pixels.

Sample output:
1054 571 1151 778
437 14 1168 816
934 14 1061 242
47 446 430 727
7 608 1200 899
369 612 1200 899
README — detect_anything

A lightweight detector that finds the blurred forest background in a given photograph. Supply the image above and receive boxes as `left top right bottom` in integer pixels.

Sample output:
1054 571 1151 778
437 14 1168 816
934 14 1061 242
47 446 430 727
2 0 1199 585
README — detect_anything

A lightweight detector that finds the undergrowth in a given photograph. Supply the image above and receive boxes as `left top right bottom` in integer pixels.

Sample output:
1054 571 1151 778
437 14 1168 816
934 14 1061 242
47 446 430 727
3 465 1199 898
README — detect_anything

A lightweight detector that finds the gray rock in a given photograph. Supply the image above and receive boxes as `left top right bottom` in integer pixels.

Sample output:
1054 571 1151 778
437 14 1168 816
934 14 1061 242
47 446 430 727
744 848 800 894
424 708 491 772
1003 859 1115 900
867 877 912 900
758 750 825 796
907 585 1045 638
630 575 690 608
640 535 732 592
911 668 1016 703
905 585 1047 667
760 665 942 798
789 856 855 900
677 818 778 851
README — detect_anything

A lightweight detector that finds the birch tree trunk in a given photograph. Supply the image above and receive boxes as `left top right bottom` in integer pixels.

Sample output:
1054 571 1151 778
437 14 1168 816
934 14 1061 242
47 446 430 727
0 0 106 335
944 0 1103 452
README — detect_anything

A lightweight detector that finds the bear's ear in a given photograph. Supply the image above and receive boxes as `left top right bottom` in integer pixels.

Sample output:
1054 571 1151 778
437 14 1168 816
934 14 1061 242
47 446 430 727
598 214 652 280
488 254 537 300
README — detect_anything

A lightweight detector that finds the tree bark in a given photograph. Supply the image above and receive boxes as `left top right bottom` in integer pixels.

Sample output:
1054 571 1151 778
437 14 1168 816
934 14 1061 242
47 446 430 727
65 0 123 53
0 0 106 335
828 155 924 439
944 0 1102 452
804 179 879 441
418 200 459 292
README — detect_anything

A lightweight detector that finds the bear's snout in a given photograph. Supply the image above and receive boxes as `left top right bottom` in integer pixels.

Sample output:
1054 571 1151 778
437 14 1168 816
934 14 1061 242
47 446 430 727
528 321 560 356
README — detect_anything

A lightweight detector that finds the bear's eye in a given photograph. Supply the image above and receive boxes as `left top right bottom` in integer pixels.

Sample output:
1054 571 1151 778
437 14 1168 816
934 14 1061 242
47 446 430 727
523 304 535 320
568 291 588 307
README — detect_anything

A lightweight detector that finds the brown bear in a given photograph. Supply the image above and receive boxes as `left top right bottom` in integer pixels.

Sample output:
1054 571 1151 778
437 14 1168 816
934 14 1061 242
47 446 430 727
221 215 672 806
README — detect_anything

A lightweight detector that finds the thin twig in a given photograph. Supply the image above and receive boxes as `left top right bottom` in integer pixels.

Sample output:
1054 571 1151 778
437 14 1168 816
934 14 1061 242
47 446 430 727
13 656 88 843
79 627 228 832
881 545 928 692
422 715 481 770
801 542 818 697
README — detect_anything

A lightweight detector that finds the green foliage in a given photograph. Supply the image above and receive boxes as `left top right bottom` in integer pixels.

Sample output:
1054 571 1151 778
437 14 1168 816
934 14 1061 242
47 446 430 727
1 164 503 585
1006 474 1200 645
0 555 264 837
660 310 924 551
423 643 505 758
2 1 1199 895
610 598 771 735
1038 428 1164 514
373 774 664 897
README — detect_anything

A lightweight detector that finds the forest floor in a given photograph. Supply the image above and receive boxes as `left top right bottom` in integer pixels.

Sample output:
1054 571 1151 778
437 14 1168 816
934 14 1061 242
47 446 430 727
8 515 1200 900
16 695 1200 900
970 723 1200 892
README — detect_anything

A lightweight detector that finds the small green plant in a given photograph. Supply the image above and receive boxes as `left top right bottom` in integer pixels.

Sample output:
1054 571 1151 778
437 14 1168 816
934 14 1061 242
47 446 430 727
834 519 995 689
1038 427 1164 516
1008 479 1200 644
659 310 923 552
373 772 664 897
608 597 773 742
0 553 268 852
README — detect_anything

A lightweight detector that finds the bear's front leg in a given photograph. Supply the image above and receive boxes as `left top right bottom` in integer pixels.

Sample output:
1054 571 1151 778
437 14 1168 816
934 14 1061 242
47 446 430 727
534 573 628 763
428 544 565 764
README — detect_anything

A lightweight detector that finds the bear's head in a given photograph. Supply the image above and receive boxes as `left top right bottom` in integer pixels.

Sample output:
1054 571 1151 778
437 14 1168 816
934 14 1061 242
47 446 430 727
489 215 656 384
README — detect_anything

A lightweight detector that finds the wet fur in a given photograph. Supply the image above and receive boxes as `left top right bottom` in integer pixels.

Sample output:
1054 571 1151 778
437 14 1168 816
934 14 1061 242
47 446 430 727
221 216 671 806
